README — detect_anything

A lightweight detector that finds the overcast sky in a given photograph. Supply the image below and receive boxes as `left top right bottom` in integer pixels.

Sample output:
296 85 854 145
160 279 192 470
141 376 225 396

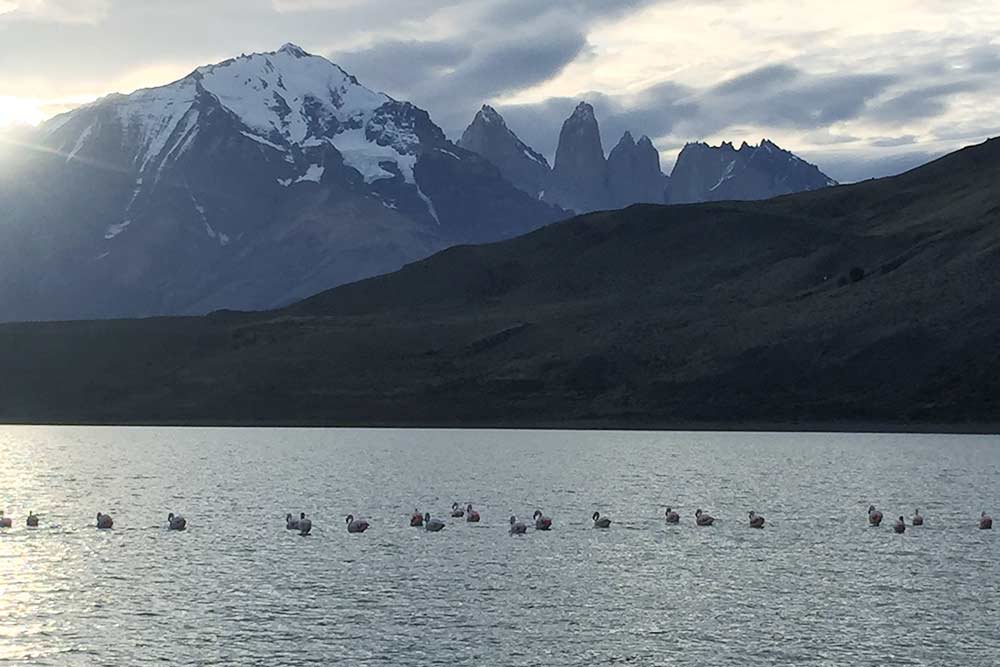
1 0 998 181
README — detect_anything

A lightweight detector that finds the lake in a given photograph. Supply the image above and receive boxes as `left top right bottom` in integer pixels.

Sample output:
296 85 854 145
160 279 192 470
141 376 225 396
1 426 998 665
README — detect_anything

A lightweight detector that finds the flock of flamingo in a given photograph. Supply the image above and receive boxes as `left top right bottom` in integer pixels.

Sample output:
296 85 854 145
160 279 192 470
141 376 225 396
1 502 993 534
865 505 993 533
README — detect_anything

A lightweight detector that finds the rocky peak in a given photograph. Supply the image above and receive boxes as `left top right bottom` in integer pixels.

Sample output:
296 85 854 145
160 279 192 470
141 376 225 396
607 131 668 207
278 43 310 58
477 104 504 124
458 104 550 197
543 100 610 213
668 139 836 204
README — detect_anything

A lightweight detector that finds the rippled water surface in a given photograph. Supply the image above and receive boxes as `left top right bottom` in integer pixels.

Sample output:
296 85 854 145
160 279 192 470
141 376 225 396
1 426 998 666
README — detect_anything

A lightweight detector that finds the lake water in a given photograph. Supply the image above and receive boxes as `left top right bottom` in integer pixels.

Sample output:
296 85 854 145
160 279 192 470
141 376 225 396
0 426 997 666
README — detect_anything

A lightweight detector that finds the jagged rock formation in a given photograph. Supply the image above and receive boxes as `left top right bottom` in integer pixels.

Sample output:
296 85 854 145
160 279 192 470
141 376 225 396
669 139 836 204
607 131 670 207
457 104 550 198
541 102 613 213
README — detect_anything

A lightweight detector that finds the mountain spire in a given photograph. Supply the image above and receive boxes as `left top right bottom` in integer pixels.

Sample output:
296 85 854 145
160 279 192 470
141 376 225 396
542 100 610 213
459 105 550 197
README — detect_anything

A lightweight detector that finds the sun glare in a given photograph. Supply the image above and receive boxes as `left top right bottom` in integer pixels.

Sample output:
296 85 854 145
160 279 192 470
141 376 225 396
0 96 48 129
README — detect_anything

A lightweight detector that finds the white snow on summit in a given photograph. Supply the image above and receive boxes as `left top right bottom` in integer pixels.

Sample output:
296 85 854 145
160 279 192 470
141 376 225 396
195 44 389 146
38 43 456 243
45 44 422 186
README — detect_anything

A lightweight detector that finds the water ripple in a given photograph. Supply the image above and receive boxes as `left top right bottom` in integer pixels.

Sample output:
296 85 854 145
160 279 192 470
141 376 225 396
0 426 997 665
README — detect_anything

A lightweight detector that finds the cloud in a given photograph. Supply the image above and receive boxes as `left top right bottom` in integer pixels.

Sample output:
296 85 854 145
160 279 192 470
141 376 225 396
0 0 109 23
271 0 361 9
870 135 919 148
867 80 986 123
335 39 471 95
691 64 896 133
334 29 588 108
711 64 800 96
331 10 597 137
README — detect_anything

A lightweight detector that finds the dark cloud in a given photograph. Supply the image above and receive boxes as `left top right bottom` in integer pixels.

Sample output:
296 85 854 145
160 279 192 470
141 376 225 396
867 80 985 123
327 0 668 142
870 135 919 148
712 63 799 95
442 30 590 100
335 40 472 97
697 65 896 132
961 43 1000 74
480 0 662 26
333 20 592 142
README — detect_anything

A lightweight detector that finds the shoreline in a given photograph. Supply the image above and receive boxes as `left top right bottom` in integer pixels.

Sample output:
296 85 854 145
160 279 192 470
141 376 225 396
1 417 997 435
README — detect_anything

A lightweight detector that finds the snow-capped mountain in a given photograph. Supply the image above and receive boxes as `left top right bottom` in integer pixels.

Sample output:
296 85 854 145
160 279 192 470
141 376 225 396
669 139 837 204
0 44 565 321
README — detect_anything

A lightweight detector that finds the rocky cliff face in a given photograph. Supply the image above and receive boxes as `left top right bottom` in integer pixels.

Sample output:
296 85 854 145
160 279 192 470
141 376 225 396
457 104 550 198
607 132 670 208
459 103 675 213
669 139 836 204
542 102 612 213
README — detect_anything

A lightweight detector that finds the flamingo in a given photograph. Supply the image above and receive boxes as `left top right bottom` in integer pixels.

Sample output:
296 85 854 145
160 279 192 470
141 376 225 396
868 505 883 527
346 515 369 533
533 510 552 530
424 513 445 532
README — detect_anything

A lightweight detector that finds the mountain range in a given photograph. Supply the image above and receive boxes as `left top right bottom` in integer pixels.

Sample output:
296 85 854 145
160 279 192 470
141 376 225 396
0 44 835 322
1 136 997 428
458 102 835 214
